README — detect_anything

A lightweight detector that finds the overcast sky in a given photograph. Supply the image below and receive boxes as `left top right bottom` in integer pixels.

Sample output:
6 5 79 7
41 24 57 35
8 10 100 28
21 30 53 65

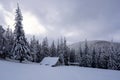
0 0 120 44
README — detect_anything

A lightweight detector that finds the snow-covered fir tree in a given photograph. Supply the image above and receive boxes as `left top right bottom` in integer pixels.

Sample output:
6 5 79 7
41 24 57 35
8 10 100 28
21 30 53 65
81 40 89 67
41 37 49 57
4 26 14 58
91 47 96 68
56 39 60 56
78 44 83 66
35 43 42 62
63 38 69 65
108 41 120 70
58 38 65 65
96 47 102 68
30 36 38 62
50 41 56 57
69 49 76 63
30 36 42 62
0 25 6 59
11 4 32 63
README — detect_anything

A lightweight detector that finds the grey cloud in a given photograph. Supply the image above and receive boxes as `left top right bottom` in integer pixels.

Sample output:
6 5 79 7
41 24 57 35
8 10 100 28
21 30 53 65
0 0 120 44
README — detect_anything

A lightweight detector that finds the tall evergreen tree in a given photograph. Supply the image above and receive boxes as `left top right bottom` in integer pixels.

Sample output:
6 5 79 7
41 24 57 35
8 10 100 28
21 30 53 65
59 38 65 65
36 43 42 62
41 37 49 57
69 49 76 63
30 36 40 62
96 47 102 68
91 47 96 68
78 44 83 66
0 25 6 59
108 41 120 70
50 41 56 57
11 4 31 63
108 41 114 69
4 26 14 58
56 39 60 57
81 39 89 67
63 38 69 65
30 36 42 62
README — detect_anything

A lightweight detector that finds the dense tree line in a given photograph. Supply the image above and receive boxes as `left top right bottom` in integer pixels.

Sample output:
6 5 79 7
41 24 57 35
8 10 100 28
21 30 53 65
0 24 71 64
0 4 119 70
74 40 120 70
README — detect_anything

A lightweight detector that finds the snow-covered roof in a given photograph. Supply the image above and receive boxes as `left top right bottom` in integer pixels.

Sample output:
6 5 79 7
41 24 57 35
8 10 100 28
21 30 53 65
40 57 59 66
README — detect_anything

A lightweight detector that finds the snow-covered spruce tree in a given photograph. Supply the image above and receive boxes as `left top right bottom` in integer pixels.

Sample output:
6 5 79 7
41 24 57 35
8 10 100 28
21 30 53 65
56 38 69 65
91 47 96 68
69 49 76 63
78 44 83 66
107 41 114 69
59 38 65 65
56 39 60 57
108 42 120 70
57 38 69 65
98 46 109 69
36 43 42 62
0 25 6 59
96 47 102 68
41 37 49 58
11 4 32 63
50 41 56 57
63 38 69 65
30 36 42 62
4 26 14 58
30 36 39 62
81 39 89 67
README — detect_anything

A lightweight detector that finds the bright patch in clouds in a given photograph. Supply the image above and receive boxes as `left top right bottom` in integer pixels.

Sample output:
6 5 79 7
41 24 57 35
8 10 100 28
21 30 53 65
23 12 47 35
0 4 47 35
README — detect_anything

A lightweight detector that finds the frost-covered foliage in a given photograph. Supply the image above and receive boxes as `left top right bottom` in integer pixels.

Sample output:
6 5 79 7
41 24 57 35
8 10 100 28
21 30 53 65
4 27 14 58
30 36 41 62
0 25 6 59
50 41 56 57
11 4 32 63
69 49 76 63
74 40 120 70
41 37 49 57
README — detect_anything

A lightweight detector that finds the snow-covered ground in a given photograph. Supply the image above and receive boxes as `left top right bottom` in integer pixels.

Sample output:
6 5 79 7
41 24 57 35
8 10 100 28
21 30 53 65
0 60 120 80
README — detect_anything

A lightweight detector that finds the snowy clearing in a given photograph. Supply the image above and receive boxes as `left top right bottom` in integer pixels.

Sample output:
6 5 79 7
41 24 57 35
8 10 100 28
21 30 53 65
0 60 120 80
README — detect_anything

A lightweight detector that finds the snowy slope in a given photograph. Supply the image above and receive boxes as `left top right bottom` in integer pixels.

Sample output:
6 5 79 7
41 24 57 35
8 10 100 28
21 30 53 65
0 60 120 80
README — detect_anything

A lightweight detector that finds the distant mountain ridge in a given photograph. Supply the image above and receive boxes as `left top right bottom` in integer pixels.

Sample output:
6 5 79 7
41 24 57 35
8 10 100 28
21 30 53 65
69 40 120 53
